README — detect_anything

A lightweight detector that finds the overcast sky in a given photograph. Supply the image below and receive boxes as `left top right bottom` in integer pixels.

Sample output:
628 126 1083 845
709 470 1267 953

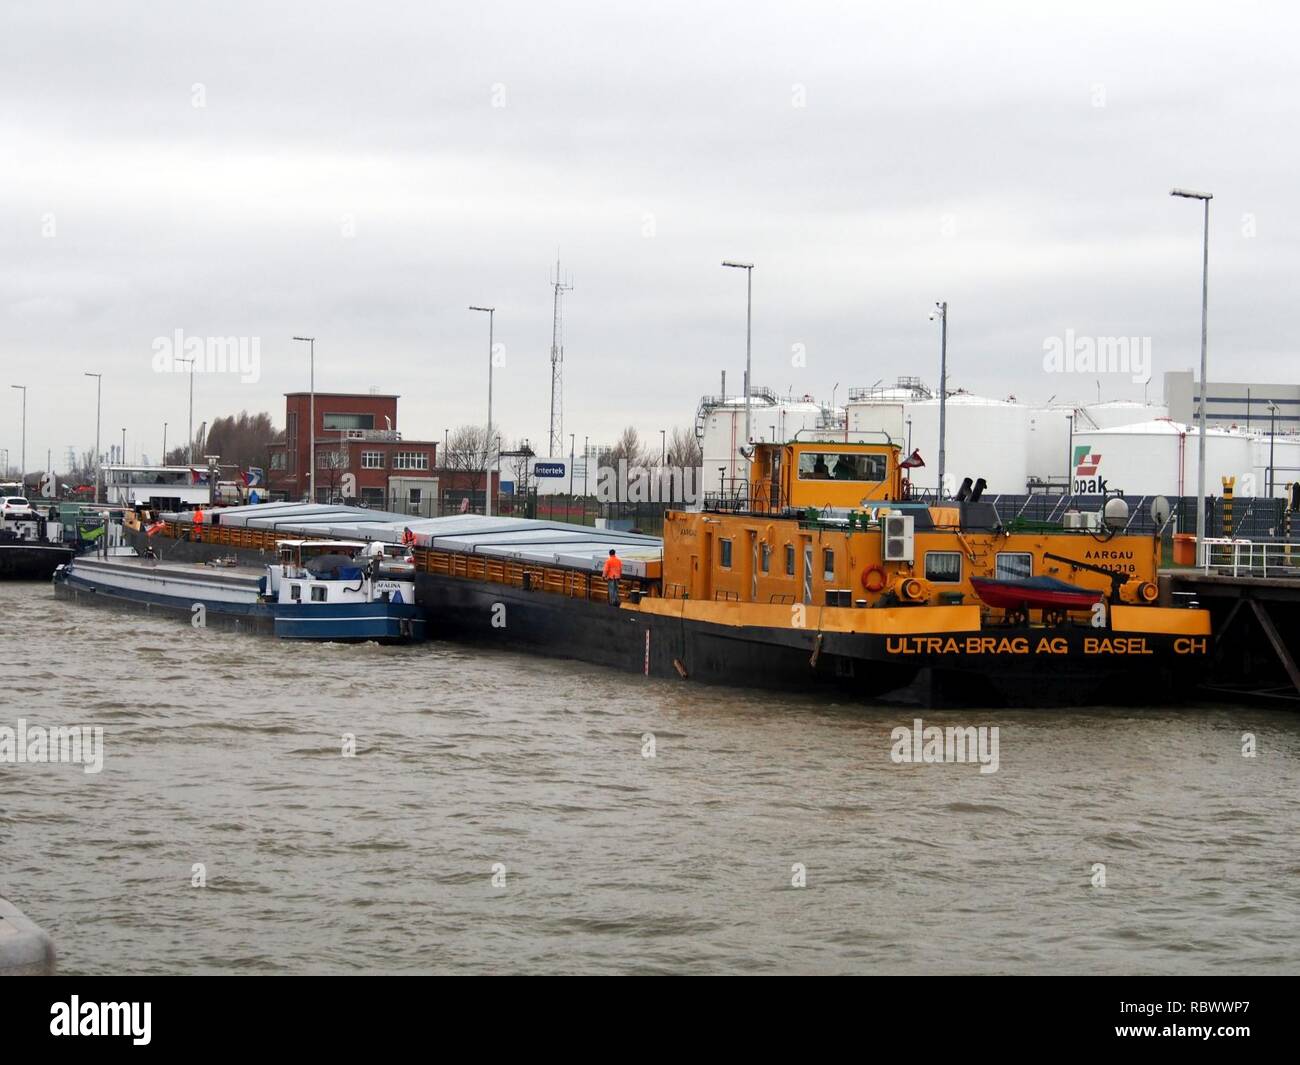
2 0 1296 472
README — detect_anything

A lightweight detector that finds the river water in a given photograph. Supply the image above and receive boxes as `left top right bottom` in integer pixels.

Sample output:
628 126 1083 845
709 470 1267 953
2 581 1298 974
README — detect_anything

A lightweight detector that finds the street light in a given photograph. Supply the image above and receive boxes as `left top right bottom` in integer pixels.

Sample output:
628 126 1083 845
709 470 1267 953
176 355 197 467
10 385 26 492
84 373 101 503
120 428 126 466
660 428 666 465
1171 186 1212 556
722 261 754 466
292 337 316 502
1268 402 1279 498
163 422 168 460
469 307 495 516
929 302 948 498
583 435 589 496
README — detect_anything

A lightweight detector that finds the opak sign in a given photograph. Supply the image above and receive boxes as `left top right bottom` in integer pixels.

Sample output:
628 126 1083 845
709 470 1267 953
1073 445 1107 494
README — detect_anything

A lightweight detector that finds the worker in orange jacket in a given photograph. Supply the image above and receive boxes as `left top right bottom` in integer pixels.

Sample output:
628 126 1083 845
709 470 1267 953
602 549 623 605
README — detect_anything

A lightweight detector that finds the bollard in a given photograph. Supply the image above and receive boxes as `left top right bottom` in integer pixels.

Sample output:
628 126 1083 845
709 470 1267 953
0 896 57 975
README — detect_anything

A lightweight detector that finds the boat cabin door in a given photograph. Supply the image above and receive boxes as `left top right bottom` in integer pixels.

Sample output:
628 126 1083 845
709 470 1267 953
699 527 714 601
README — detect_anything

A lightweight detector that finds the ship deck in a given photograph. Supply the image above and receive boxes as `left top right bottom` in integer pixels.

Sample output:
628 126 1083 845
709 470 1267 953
71 554 266 590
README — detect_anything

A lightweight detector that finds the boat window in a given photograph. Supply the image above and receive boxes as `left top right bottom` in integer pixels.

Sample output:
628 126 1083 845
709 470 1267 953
823 547 835 580
311 585 327 602
797 451 886 482
924 552 962 583
719 538 733 568
784 544 795 576
290 583 302 601
760 542 771 573
995 553 1033 580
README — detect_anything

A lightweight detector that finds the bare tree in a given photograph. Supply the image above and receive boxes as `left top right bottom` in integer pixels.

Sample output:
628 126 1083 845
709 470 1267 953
599 425 656 470
444 424 496 498
666 426 703 469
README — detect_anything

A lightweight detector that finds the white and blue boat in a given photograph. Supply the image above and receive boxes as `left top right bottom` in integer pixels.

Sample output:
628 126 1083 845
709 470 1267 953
54 538 427 643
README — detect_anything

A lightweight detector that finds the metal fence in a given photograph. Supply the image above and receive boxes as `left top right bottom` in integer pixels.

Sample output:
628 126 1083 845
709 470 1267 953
1200 538 1300 576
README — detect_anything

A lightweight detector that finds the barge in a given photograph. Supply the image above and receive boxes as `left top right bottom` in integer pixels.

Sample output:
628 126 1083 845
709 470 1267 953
133 434 1212 706
54 538 426 643
0 508 75 580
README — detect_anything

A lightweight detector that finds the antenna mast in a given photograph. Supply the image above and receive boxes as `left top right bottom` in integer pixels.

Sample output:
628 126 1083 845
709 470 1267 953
548 257 573 457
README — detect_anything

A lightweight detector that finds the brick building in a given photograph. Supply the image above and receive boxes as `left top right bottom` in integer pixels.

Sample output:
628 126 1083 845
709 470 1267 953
268 392 440 509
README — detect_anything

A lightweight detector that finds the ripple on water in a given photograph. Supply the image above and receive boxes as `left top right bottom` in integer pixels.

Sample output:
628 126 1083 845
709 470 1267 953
1 582 1299 974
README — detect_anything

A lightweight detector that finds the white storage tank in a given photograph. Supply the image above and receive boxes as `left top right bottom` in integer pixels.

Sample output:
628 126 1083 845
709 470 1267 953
1248 433 1300 498
1070 420 1255 496
698 391 840 494
846 391 1030 495
1027 405 1074 486
1079 400 1170 429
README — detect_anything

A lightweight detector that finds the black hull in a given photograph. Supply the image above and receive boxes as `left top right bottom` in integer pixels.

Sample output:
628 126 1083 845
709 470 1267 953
411 573 1197 707
0 544 75 580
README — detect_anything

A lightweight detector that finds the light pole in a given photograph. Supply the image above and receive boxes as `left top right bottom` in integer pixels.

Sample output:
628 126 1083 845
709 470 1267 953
292 337 316 502
469 307 494 516
163 422 168 461
84 372 101 503
660 429 666 465
10 385 26 492
120 428 126 467
1171 187 1212 556
929 302 948 498
1268 402 1279 498
1066 413 1075 493
583 435 589 495
176 355 196 467
722 261 754 466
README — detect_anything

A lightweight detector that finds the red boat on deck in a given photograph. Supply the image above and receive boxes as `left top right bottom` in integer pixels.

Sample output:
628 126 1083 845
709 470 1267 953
970 575 1104 612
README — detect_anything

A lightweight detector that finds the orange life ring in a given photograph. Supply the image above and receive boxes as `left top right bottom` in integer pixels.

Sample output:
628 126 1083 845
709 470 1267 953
861 565 886 593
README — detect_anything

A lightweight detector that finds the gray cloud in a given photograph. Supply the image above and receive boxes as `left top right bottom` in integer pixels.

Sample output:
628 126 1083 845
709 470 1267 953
2 0 1296 470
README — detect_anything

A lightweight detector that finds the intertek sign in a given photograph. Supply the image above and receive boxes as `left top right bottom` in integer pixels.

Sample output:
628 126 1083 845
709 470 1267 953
534 462 566 478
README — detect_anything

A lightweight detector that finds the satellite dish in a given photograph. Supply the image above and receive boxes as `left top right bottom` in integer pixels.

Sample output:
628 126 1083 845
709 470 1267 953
1151 495 1172 527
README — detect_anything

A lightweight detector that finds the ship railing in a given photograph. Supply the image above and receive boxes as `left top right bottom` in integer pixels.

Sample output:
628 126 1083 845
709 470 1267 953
703 479 788 514
154 520 661 605
1200 537 1300 578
